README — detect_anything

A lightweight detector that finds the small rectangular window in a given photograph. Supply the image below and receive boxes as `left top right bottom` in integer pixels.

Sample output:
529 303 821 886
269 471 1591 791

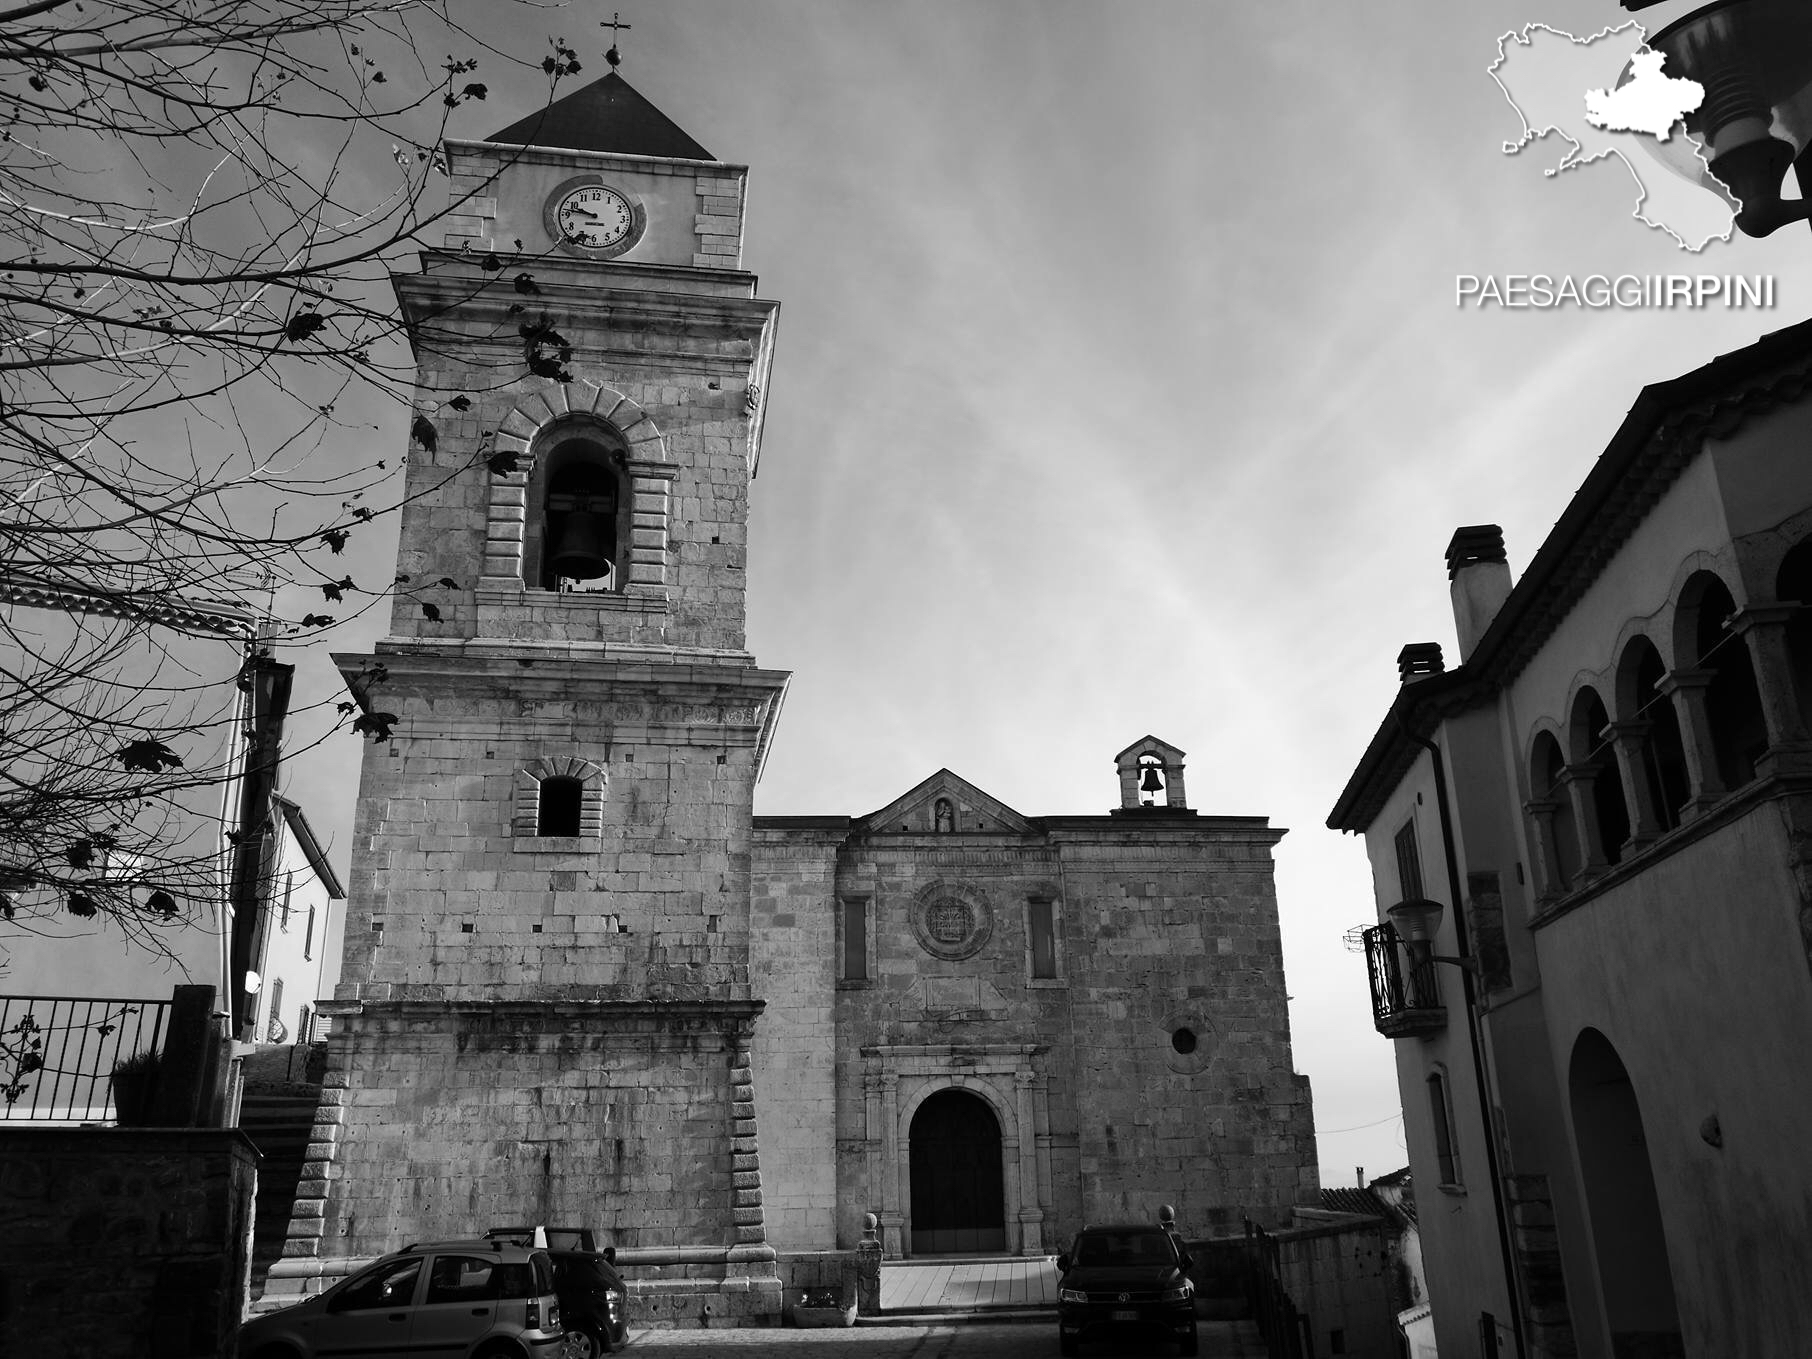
279 872 293 930
267 978 284 1042
1395 820 1424 900
1429 1071 1461 1185
841 898 868 981
304 903 316 960
1029 899 1057 979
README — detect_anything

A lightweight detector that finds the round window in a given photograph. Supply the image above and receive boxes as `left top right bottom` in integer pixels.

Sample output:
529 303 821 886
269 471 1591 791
1171 1028 1198 1055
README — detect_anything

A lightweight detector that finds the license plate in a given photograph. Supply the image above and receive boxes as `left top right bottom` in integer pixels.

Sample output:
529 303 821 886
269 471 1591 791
1112 1310 1139 1322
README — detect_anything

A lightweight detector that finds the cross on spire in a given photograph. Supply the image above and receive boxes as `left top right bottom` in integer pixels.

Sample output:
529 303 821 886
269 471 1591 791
604 12 631 69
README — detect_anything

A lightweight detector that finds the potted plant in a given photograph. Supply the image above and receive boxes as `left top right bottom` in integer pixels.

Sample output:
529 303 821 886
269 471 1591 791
788 1285 855 1328
110 1047 161 1125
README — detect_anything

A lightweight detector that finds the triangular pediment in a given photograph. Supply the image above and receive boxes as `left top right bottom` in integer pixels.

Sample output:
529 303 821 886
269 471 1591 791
1114 733 1185 766
485 71 714 160
858 769 1031 835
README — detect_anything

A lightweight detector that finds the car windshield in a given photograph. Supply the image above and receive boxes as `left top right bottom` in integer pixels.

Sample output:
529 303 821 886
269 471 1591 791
1072 1231 1177 1268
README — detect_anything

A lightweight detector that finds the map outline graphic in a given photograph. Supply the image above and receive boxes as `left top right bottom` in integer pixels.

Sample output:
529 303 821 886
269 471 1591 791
1488 20 1737 253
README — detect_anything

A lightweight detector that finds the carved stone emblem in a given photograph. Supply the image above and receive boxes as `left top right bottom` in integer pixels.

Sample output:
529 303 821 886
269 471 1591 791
909 880 993 961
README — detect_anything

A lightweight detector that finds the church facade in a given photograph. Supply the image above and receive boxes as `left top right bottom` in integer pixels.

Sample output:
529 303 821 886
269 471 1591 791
268 71 1314 1324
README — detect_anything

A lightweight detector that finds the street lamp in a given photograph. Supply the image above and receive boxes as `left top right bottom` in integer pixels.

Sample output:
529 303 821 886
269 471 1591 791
1385 897 1480 973
1619 1 1812 236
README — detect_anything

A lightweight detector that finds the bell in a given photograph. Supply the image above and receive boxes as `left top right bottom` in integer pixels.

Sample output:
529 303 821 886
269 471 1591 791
547 511 613 581
1139 766 1164 793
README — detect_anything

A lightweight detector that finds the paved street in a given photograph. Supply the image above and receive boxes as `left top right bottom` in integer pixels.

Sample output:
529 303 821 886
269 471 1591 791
620 1320 1266 1356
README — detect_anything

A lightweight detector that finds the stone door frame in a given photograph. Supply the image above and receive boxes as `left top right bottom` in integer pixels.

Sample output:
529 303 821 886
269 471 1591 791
861 1043 1052 1257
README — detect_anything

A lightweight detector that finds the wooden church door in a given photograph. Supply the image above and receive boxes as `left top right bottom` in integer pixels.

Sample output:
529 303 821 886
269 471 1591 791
909 1088 1006 1254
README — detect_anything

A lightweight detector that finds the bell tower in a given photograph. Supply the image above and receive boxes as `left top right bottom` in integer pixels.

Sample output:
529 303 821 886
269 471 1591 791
270 70 788 1323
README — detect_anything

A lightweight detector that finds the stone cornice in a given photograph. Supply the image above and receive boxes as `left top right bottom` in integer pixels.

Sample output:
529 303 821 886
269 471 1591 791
332 645 790 725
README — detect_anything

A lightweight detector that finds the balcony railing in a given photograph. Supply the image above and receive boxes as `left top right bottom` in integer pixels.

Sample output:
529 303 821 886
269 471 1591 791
1362 924 1446 1038
0 994 172 1122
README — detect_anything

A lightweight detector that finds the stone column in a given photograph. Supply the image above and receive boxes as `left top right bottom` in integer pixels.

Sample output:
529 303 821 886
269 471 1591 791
1014 1067 1045 1255
1605 721 1663 849
1731 604 1812 774
1559 765 1609 875
1659 668 1727 818
1522 799 1565 901
879 1071 904 1256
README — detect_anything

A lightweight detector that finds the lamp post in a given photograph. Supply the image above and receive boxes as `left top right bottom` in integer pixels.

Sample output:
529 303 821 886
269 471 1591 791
1618 0 1812 237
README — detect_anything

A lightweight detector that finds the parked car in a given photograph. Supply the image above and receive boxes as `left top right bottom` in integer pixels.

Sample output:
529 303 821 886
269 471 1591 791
483 1226 628 1355
237 1239 564 1359
1055 1223 1197 1356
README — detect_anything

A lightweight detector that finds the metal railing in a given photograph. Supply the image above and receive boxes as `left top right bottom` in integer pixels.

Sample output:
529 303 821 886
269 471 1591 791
0 994 172 1122
1362 924 1446 1038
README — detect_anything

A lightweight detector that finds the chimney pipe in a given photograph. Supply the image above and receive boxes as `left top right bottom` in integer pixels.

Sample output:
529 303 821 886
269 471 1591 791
1446 525 1512 663
1397 642 1445 683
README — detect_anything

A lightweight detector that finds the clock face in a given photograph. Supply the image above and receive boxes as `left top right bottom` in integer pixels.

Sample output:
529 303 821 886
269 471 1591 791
551 181 638 252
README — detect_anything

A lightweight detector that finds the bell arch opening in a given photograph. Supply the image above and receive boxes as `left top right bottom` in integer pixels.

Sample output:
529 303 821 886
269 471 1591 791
909 1088 1005 1255
1567 1029 1682 1355
524 428 633 593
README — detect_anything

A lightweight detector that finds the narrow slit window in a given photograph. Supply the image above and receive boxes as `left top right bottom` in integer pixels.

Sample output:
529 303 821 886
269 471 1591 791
1029 899 1057 979
842 898 868 981
304 904 316 960
537 776 584 837
1395 821 1424 900
1429 1070 1461 1185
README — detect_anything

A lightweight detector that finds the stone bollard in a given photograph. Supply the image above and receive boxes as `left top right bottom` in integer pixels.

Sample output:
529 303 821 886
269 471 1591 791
855 1212 884 1315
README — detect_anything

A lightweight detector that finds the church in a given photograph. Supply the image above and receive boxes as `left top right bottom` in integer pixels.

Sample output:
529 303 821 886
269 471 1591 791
268 69 1316 1324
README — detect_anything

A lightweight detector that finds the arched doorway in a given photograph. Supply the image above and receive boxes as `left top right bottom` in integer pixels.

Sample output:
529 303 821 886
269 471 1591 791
1568 1029 1682 1356
909 1088 1005 1254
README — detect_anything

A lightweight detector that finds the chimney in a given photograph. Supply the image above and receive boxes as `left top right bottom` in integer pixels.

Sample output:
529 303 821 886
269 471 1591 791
1397 642 1445 683
1447 525 1512 663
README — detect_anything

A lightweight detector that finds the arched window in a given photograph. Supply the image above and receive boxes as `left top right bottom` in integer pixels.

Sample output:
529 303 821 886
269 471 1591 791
512 758 605 841
1571 687 1628 865
1777 538 1812 731
526 429 632 594
536 776 583 837
1532 731 1580 885
1618 637 1688 833
1679 572 1767 789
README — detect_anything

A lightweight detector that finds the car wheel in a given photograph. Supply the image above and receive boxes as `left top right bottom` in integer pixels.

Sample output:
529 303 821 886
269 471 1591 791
566 1324 611 1359
1059 1333 1079 1356
1179 1324 1198 1356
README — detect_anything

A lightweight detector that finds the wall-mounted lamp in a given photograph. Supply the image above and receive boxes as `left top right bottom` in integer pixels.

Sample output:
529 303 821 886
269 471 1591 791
1386 898 1480 973
1617 1 1812 237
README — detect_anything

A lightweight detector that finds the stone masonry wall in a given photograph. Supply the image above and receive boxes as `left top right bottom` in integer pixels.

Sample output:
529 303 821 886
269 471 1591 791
746 828 841 1250
385 266 769 656
333 659 778 1006
294 1005 748 1262
0 1129 256 1359
1061 823 1318 1235
748 806 1318 1255
827 837 1077 1248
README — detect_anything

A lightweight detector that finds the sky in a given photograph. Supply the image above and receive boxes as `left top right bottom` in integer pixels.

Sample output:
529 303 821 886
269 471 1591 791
261 0 1812 1192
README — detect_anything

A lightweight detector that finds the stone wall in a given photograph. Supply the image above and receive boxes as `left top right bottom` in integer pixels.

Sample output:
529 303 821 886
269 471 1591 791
0 1129 256 1359
287 1002 755 1263
750 801 1319 1255
1274 1217 1400 1359
1060 822 1319 1235
747 827 841 1249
